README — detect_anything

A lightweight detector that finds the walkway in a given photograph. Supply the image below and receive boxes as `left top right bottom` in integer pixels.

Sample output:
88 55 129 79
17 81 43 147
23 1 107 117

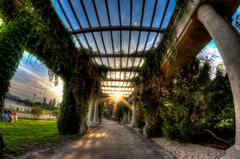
23 119 176 159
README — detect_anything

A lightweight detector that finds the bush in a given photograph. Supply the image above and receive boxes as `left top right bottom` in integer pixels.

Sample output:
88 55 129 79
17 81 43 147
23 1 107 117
31 107 44 119
52 109 60 118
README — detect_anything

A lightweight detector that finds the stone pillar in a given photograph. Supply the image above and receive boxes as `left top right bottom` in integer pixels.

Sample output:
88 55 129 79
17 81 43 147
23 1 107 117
122 111 128 124
143 119 149 136
93 102 99 124
131 101 137 127
127 110 131 124
198 4 240 159
87 100 94 126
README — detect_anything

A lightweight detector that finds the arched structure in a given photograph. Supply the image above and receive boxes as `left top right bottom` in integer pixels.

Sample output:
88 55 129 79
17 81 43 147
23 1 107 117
0 0 240 158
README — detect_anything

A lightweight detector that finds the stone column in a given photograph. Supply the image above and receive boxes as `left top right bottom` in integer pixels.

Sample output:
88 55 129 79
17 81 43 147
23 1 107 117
131 101 137 127
93 102 99 125
87 100 94 126
143 119 149 136
127 110 131 124
122 111 128 124
198 4 240 159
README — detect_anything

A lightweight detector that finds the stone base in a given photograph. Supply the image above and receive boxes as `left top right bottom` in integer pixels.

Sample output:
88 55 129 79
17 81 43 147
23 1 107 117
88 121 99 127
222 145 240 159
131 122 137 128
143 126 148 136
79 122 87 135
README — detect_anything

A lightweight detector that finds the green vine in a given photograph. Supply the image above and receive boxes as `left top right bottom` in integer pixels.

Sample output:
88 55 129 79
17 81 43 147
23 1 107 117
0 0 107 136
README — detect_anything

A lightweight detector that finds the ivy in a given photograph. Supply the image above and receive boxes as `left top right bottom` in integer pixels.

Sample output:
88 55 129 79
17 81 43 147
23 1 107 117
57 78 79 134
0 0 107 136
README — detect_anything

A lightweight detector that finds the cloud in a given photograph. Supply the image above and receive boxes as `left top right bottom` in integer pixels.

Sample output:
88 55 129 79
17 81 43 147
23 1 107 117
8 52 63 103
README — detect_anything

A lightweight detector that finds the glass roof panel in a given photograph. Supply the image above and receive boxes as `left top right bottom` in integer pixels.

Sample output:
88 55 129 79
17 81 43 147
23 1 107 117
95 0 109 26
120 0 130 25
85 33 97 52
130 31 139 54
132 0 143 26
103 32 113 54
161 0 176 29
142 0 156 27
138 32 148 52
52 0 177 97
102 87 134 91
69 0 89 28
145 32 157 50
102 81 131 87
94 58 102 65
122 31 130 54
53 0 79 30
108 0 120 26
152 0 167 28
115 58 121 68
82 0 99 27
113 31 120 53
94 32 105 54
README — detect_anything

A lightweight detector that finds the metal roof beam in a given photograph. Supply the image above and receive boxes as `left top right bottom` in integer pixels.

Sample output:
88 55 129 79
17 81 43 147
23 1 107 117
101 85 134 88
71 26 165 34
103 79 133 82
91 53 145 58
106 68 141 72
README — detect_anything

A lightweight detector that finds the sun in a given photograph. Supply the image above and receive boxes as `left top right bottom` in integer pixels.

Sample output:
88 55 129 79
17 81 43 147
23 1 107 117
113 93 122 101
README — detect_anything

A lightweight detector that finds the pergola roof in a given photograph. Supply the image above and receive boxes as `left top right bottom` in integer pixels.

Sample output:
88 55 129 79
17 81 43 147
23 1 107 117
52 0 176 97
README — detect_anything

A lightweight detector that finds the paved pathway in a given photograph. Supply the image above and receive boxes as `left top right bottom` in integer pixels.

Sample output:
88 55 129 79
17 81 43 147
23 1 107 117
20 119 176 159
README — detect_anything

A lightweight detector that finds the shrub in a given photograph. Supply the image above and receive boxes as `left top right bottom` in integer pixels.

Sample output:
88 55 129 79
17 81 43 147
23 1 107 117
31 107 44 119
52 109 60 118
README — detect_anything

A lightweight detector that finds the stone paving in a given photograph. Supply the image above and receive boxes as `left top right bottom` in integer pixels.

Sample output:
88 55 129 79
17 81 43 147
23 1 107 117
18 119 176 159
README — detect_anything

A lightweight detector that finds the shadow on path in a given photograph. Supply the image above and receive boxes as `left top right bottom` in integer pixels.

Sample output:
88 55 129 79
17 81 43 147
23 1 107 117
17 119 176 159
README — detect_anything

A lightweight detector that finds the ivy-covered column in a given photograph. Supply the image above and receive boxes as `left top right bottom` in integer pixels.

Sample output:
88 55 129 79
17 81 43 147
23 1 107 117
0 20 29 113
57 78 79 134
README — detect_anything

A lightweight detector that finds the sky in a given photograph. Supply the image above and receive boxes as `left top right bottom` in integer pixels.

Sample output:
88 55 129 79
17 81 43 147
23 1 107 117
7 3 240 102
8 51 63 103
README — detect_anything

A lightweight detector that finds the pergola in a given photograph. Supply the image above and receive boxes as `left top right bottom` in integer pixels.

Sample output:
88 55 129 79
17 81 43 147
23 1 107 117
53 0 175 97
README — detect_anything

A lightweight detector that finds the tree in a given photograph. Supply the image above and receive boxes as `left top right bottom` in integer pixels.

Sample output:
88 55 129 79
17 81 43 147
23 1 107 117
160 58 211 141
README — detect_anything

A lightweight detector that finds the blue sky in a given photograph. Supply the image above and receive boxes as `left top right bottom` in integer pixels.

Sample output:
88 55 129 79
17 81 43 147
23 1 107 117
7 3 240 102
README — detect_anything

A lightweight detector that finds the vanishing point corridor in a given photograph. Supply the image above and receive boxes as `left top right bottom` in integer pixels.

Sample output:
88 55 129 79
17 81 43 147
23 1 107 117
27 120 175 159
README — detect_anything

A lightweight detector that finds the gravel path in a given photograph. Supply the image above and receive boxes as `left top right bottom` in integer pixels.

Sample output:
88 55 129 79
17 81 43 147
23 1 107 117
17 119 176 159
152 138 225 159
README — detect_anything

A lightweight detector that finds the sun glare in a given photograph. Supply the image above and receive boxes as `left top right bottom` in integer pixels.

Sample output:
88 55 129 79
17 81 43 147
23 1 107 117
113 93 122 101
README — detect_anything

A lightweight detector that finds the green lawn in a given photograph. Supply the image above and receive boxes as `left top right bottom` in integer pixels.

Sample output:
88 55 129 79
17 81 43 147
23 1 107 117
0 119 78 155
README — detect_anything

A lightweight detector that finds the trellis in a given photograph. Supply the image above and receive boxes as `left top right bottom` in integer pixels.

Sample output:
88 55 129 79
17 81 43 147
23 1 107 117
54 0 174 97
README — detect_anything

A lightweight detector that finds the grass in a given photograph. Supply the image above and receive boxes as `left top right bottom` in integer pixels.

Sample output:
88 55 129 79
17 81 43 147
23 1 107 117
0 119 79 156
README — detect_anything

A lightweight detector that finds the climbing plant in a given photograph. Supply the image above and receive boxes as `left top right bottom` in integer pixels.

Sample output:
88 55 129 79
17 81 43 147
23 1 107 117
0 0 106 136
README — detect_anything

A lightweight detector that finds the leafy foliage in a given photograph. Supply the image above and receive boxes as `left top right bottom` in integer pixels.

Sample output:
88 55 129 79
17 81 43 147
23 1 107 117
160 59 234 141
57 79 79 134
31 107 45 119
0 0 107 135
